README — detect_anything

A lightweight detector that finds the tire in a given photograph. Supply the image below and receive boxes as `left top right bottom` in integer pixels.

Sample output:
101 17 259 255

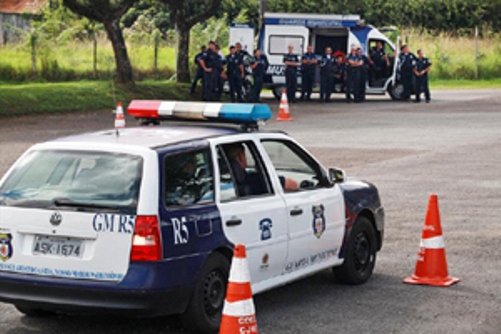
15 305 53 317
333 216 377 285
272 85 286 100
181 252 230 334
388 82 404 100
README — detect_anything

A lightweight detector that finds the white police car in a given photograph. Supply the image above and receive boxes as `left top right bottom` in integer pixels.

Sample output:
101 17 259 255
0 102 384 333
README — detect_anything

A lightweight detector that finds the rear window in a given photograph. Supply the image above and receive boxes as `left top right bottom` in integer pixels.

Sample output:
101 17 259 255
0 150 142 214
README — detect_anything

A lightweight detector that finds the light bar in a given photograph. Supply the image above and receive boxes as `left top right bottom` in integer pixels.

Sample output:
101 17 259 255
127 100 272 125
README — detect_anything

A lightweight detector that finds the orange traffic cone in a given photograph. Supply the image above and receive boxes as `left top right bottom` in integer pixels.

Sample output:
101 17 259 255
276 89 292 121
114 102 125 128
404 194 460 287
220 244 258 334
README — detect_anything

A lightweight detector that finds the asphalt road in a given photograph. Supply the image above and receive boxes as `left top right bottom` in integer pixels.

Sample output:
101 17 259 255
1 90 500 333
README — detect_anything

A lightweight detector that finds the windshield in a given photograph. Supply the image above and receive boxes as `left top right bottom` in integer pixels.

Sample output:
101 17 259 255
0 150 143 214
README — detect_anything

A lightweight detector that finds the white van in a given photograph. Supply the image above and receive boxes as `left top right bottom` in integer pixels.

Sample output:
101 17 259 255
231 12 405 100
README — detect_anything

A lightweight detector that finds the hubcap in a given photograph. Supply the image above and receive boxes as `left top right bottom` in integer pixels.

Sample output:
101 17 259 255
353 232 371 272
203 270 225 319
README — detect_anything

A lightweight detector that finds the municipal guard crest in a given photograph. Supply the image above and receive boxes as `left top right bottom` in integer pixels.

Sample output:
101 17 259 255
0 233 13 262
312 205 326 239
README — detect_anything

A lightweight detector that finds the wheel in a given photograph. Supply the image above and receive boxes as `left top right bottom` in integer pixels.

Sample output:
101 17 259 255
181 252 230 334
272 85 286 100
333 216 377 285
15 305 53 317
388 82 404 100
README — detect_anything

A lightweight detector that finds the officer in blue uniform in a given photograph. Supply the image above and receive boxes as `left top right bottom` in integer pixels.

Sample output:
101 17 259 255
346 45 364 103
199 41 220 101
300 45 317 101
358 48 370 102
283 45 300 103
413 49 432 103
225 45 244 103
368 41 390 83
190 45 206 95
215 44 225 101
398 45 416 102
319 47 335 102
332 54 346 91
250 49 269 103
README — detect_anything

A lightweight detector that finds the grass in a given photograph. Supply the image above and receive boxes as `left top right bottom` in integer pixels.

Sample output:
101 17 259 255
402 29 501 80
430 78 501 89
2 28 501 83
0 39 177 83
0 80 191 117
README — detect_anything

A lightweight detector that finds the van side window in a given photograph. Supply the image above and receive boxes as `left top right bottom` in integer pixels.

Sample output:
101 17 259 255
217 141 272 200
269 35 304 55
164 149 214 207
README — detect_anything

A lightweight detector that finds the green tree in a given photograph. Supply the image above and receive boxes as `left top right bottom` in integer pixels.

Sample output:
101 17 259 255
62 0 138 84
159 0 223 83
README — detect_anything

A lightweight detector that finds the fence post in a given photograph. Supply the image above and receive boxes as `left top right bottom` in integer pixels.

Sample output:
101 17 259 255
474 26 478 80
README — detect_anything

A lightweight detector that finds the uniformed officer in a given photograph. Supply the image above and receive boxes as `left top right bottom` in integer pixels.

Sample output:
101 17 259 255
235 42 251 61
319 47 335 102
346 45 363 103
368 41 390 83
398 45 417 102
283 45 300 103
332 54 346 91
413 49 432 103
250 49 269 103
199 41 220 101
358 48 370 102
300 45 317 101
225 45 244 103
215 44 225 101
190 45 206 95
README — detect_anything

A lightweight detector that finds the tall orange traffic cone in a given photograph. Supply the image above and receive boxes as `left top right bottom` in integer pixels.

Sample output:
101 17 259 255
114 102 125 128
220 244 258 334
403 194 460 287
276 89 292 121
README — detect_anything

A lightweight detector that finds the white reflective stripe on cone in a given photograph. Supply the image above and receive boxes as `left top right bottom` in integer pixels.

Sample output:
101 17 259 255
228 257 251 283
203 103 222 117
420 236 445 249
158 101 176 116
222 299 256 317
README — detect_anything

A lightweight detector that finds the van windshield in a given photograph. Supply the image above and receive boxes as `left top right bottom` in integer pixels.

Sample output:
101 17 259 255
0 150 142 214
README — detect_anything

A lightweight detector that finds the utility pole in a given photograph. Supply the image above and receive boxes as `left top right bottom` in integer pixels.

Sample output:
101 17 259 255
259 0 268 29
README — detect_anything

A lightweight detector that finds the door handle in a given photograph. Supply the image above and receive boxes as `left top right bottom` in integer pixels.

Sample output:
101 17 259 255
226 219 242 227
290 209 303 216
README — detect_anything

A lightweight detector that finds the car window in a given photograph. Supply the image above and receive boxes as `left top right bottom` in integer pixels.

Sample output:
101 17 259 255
0 150 142 213
164 149 214 207
261 140 327 192
217 141 272 200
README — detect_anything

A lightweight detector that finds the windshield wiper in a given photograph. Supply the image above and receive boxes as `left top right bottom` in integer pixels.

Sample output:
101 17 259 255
53 198 118 211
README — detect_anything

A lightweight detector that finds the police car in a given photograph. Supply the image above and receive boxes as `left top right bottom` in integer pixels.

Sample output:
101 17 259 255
0 102 384 333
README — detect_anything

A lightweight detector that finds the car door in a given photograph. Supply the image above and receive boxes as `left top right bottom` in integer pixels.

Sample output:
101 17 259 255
212 138 288 288
259 137 345 276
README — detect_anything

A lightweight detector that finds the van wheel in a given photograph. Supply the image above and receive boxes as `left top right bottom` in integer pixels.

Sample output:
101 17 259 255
181 252 230 334
333 216 377 285
272 86 286 100
15 305 53 317
388 82 404 100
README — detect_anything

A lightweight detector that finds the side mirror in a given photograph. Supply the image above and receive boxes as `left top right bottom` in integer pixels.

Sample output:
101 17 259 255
329 168 346 183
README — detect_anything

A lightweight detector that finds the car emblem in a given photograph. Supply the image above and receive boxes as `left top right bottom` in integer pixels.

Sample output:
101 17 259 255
50 212 62 226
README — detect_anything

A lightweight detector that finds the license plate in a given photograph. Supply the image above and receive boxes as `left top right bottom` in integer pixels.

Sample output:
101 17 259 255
32 235 83 258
